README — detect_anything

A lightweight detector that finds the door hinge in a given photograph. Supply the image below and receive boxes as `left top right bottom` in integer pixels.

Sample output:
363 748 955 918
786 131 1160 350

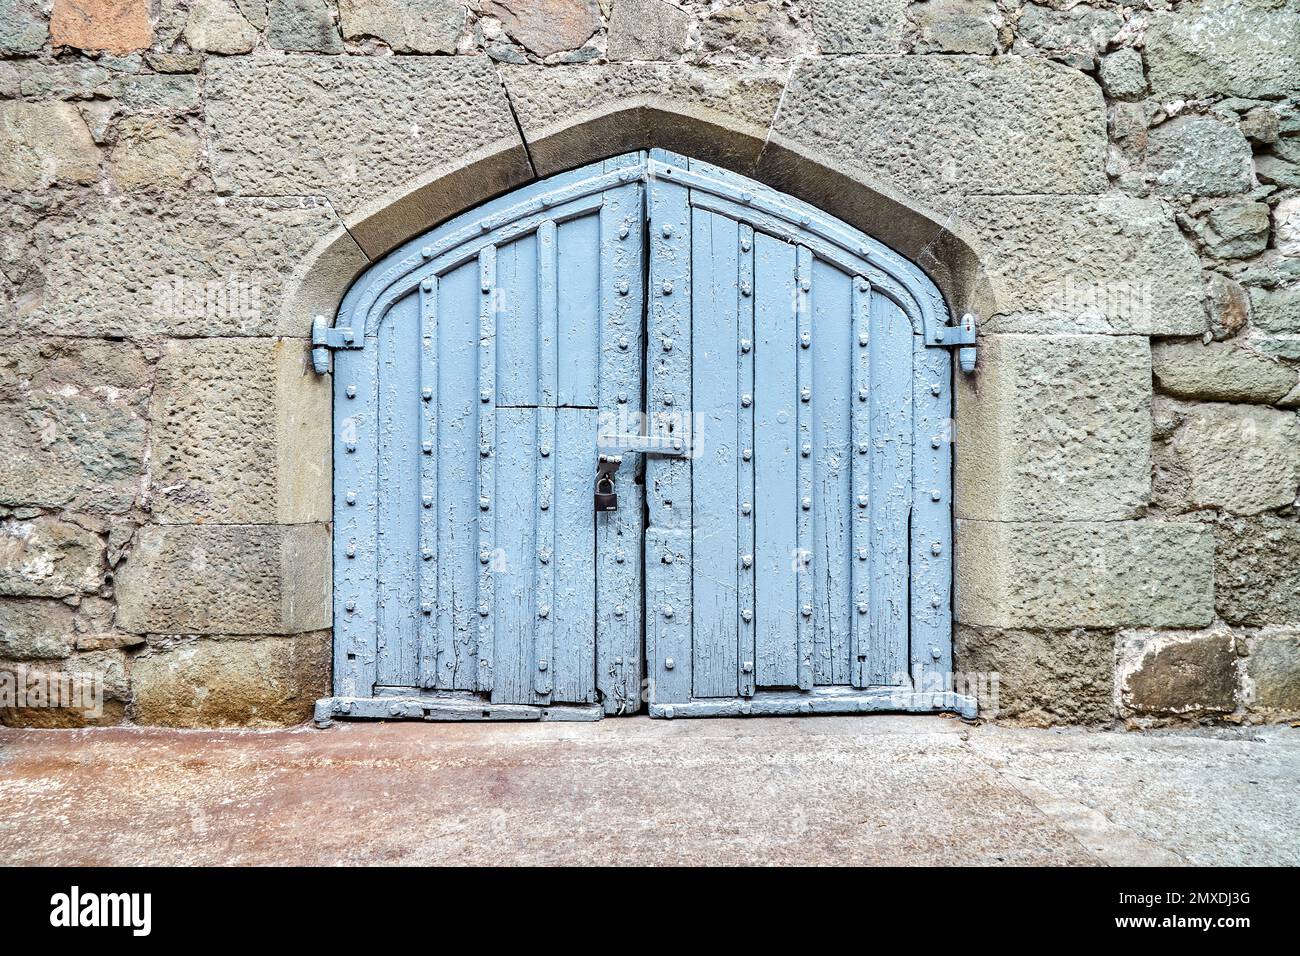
310 315 363 374
927 312 977 373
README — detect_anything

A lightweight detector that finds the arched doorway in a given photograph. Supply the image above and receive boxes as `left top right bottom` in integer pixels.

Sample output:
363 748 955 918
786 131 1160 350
316 150 975 723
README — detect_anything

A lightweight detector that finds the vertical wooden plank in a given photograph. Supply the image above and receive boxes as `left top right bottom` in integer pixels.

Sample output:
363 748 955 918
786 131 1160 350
690 209 739 699
753 232 798 689
493 233 539 407
911 339 953 695
794 244 814 691
737 223 756 697
533 406 555 698
557 212 601 408
595 174 646 714
375 295 420 688
492 407 539 704
417 277 440 689
645 149 693 708
435 259 480 691
552 409 597 703
537 221 559 408
810 261 853 685
850 278 872 688
867 294 913 686
476 245 497 692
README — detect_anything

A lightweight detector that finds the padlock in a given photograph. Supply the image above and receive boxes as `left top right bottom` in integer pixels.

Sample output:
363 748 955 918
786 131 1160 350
594 475 618 512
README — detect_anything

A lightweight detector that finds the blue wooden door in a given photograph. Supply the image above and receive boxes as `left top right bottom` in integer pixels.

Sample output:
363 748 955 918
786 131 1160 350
321 151 969 724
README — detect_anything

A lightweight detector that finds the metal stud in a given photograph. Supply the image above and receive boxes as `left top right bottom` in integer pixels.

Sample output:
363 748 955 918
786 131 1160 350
857 547 868 560
801 387 811 402
801 443 811 457
930 489 941 501
857 494 868 508
801 278 811 292
740 237 751 252
742 448 752 461
663 393 674 406
931 595 942 608
345 442 356 454
540 443 551 457
617 280 629 296
662 552 674 565
422 278 434 292
742 609 753 623
857 442 868 454
662 223 673 238
740 554 753 569
931 542 943 556
614 604 625 618
422 441 433 454
539 499 549 511
480 443 491 457
346 542 356 558
740 338 752 353
422 387 432 401
801 604 812 617
539 549 550 564
661 281 673 295
480 389 491 403
619 223 630 239
618 335 629 351
800 331 811 348
345 599 356 612
421 603 432 615
538 605 550 619
664 657 675 670
801 497 811 510
742 660 754 673
478 605 489 617
346 385 356 399
422 549 433 561
346 491 356 505
859 332 868 346
741 501 752 515
857 602 868 614
741 394 752 407
538 658 549 669
931 383 941 396
662 337 673 352
931 645 942 661
617 392 628 404
614 549 625 564
741 282 751 297
663 605 674 619
479 496 491 510
421 245 433 259
422 495 432 508
931 436 942 449
858 387 868 401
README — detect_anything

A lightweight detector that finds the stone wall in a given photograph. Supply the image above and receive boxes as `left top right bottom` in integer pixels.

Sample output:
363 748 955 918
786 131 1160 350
0 0 1297 727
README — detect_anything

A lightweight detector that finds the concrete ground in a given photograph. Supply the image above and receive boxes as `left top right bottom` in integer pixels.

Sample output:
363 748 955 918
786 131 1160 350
0 716 1296 866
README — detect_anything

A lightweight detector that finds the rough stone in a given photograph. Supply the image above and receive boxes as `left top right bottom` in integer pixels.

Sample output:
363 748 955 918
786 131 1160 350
0 102 99 191
1202 201 1270 259
773 56 1106 207
206 56 525 215
1247 629 1300 715
267 0 342 52
1215 516 1300 626
1241 106 1280 145
956 334 1151 521
183 0 260 54
0 600 76 660
954 625 1113 725
607 0 690 61
699 1 813 59
956 520 1215 630
1118 627 1240 716
0 656 127 727
965 195 1203 335
1146 116 1255 198
809 0 908 53
0 339 150 514
109 74 200 115
148 338 329 524
1206 272 1249 341
115 523 330 635
1273 198 1300 257
0 517 103 598
1255 154 1300 189
109 117 202 190
1249 287 1300 335
1152 340 1296 404
1146 0 1300 100
485 0 599 57
130 633 330 727
1171 403 1300 515
501 62 788 175
1098 47 1146 100
1 0 49 53
338 0 464 53
911 0 999 55
50 0 151 53
24 196 341 338
1016 2 1121 56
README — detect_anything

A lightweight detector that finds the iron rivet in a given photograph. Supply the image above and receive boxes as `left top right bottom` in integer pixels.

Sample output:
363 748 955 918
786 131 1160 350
480 550 490 564
480 496 491 510
619 224 630 239
422 387 432 401
801 497 811 510
931 595 942 608
423 441 433 454
421 245 433 259
741 236 752 251
931 542 942 556
539 549 550 564
931 646 942 660
615 550 625 564
741 394 752 407
662 224 673 238
345 443 356 454
663 393 674 406
801 388 811 402
422 549 433 560
858 387 868 401
932 436 942 449
346 385 357 399
664 656 675 669
618 336 629 350
741 283 751 297
857 547 868 560
857 442 868 454
741 191 753 204
345 600 356 612
740 339 752 353
801 604 812 617
617 280 629 296
662 281 673 295
663 552 674 565
741 501 752 515
801 443 811 457
480 390 491 403
663 605 674 620
346 542 356 558
346 491 356 505
800 331 811 348
540 444 551 457
422 495 432 508
482 281 492 294
540 499 549 510
931 490 941 502
857 280 869 293
859 333 868 346
538 606 550 619
614 604 625 618
422 278 433 292
421 603 432 615
662 337 673 352
742 448 752 461
480 444 491 457
479 605 489 617
742 609 753 622
538 658 549 669
618 392 628 404
857 495 868 508
742 661 753 673
857 602 868 614
801 278 810 292
741 554 753 569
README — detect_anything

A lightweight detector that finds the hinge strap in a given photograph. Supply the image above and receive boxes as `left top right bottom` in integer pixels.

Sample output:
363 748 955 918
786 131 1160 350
310 315 362 374
926 312 977 373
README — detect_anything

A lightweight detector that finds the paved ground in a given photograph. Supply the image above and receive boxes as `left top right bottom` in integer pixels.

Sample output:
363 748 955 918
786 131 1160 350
1 716 1296 865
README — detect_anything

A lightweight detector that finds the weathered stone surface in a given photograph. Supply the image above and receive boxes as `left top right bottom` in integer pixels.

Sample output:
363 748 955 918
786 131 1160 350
1249 287 1300 335
1215 516 1300 626
0 657 127 727
956 520 1214 630
0 599 76 660
1202 202 1270 259
115 523 330 635
148 338 329 524
1247 629 1300 715
1017 2 1121 56
954 625 1113 724
0 517 103 598
25 196 340 337
130 633 329 727
109 117 202 190
1147 0 1300 100
267 0 342 52
0 102 99 191
1240 106 1280 145
338 0 464 53
956 334 1151 521
1098 47 1146 100
1147 116 1254 198
810 0 907 53
699 1 813 59
966 195 1203 335
775 56 1105 205
109 73 200 115
1152 340 1296 404
0 339 149 514
1277 197 1300 257
50 0 151 53
501 62 788 174
207 56 524 215
911 0 999 54
1171 403 1300 515
1256 154 1300 189
1206 272 1249 341
1 0 48 53
1118 627 1240 716
183 0 260 53
485 0 599 56
607 0 690 61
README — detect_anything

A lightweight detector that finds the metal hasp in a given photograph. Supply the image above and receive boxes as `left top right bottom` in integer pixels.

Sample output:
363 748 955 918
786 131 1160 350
930 311 977 373
310 314 362 374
